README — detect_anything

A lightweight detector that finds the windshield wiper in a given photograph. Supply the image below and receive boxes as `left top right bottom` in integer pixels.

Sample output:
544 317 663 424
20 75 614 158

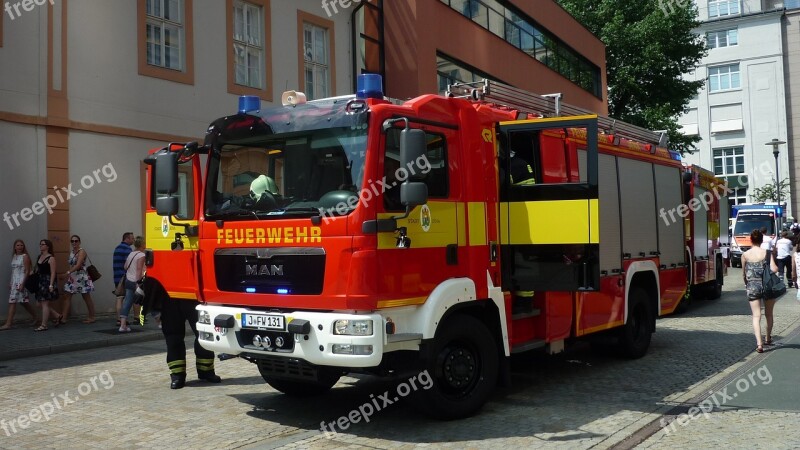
271 207 323 216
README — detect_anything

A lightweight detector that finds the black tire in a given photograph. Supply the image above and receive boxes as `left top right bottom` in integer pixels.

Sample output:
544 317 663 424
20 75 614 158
410 315 498 419
706 261 724 300
259 368 340 396
619 288 653 359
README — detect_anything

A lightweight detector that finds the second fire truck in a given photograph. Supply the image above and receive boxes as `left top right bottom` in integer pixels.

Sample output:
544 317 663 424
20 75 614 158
146 75 725 418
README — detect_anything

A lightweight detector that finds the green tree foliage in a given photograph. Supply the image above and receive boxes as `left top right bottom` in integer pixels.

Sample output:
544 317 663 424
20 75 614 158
751 178 791 204
556 0 707 153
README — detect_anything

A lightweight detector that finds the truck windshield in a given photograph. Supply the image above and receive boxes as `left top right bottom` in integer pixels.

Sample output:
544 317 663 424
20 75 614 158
205 98 368 219
734 214 775 236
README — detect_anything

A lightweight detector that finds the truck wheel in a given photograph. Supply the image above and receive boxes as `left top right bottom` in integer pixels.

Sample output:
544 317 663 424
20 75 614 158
410 315 498 419
260 368 340 396
619 288 652 359
706 262 724 300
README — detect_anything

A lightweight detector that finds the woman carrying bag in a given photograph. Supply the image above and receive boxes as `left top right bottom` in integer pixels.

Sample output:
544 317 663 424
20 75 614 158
119 236 146 332
60 235 97 324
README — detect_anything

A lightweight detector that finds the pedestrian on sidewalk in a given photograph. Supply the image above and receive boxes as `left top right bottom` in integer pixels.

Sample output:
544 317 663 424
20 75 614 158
119 236 146 333
775 231 794 286
113 232 134 326
34 239 62 331
742 229 779 353
60 235 97 324
1 239 39 330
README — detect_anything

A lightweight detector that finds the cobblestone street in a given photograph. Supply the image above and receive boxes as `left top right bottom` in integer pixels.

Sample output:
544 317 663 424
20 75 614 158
1 269 799 449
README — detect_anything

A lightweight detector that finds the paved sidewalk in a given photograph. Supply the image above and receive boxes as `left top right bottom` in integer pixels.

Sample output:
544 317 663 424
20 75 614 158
0 314 164 361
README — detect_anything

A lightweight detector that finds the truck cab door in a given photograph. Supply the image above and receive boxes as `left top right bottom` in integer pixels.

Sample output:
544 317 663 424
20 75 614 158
145 148 202 301
498 116 599 292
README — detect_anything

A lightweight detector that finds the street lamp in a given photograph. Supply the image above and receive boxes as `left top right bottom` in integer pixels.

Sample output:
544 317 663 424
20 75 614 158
765 138 786 229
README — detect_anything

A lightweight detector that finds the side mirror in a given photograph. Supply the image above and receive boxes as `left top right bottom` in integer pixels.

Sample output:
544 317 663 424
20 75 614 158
156 197 179 216
155 152 179 195
400 182 428 208
400 128 426 181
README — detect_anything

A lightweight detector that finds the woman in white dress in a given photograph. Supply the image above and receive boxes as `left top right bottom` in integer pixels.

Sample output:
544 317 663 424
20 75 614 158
0 239 40 330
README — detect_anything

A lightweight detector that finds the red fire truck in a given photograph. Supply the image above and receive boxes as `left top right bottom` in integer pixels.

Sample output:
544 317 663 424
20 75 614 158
674 165 728 312
145 75 714 419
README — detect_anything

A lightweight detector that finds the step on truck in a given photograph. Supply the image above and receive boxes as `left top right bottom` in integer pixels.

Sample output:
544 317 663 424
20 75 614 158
144 75 704 419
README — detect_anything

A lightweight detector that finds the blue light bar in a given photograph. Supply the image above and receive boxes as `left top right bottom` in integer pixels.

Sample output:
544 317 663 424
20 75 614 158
238 95 261 114
245 287 256 293
357 74 383 99
669 150 681 161
276 288 289 294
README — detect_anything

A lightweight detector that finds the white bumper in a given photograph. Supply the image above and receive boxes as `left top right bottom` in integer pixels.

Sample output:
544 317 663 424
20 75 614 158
195 304 385 368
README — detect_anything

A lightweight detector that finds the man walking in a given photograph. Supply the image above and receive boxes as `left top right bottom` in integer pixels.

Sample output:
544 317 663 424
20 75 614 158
113 232 133 325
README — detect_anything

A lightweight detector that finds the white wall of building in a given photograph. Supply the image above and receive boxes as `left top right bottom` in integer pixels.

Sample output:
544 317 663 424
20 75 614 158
0 122 48 320
679 6 788 214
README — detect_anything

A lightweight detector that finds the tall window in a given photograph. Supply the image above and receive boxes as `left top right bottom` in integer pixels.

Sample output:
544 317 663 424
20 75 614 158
436 54 496 93
728 187 747 208
707 29 738 49
303 22 330 100
708 64 740 92
713 147 744 176
708 0 740 18
233 1 264 89
146 0 185 70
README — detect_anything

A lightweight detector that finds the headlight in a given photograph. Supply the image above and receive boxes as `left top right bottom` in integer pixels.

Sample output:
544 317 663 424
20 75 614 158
332 344 373 355
333 319 373 336
198 310 211 325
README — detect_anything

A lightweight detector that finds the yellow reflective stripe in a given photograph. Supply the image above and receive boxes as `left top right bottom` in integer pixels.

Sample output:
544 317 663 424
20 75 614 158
499 114 598 126
456 202 467 246
500 199 599 245
468 202 487 246
377 296 427 308
145 212 199 251
377 201 458 249
708 221 720 240
168 291 196 300
578 319 624 336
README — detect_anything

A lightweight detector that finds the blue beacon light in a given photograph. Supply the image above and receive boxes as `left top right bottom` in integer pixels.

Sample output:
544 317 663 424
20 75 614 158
356 74 383 99
238 95 261 114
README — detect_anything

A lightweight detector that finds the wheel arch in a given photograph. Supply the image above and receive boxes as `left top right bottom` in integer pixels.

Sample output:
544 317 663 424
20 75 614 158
625 262 659 331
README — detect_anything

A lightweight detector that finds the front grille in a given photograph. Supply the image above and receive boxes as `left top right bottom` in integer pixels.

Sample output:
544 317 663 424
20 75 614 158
256 355 319 380
215 247 325 294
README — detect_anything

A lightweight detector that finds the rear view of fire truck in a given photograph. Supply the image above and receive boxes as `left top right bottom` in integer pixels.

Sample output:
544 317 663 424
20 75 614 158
147 75 693 419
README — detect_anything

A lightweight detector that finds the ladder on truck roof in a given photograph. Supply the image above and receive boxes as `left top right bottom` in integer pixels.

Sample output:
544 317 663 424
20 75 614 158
446 79 668 148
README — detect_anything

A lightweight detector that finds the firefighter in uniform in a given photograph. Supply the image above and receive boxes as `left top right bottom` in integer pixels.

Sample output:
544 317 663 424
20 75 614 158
141 277 221 389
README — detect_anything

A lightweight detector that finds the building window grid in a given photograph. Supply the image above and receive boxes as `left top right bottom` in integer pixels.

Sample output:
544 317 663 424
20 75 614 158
436 54 497 93
707 28 738 49
728 187 747 207
304 22 330 100
713 147 745 176
233 1 264 89
708 0 740 18
146 0 185 71
708 63 740 92
439 0 600 97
